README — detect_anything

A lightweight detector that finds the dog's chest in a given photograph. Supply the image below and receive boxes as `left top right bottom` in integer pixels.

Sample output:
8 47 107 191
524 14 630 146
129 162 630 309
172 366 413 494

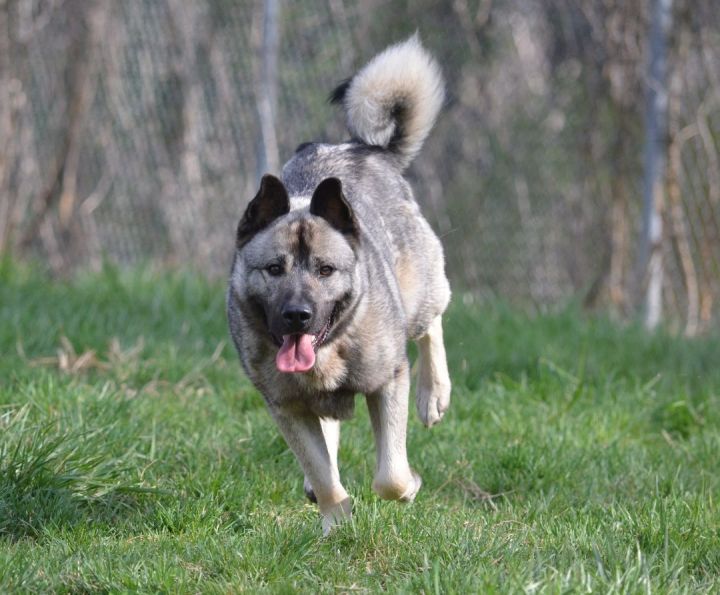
295 345 350 392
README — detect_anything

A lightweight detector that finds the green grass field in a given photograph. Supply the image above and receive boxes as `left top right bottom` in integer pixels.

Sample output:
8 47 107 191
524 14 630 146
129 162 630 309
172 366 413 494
1 261 718 593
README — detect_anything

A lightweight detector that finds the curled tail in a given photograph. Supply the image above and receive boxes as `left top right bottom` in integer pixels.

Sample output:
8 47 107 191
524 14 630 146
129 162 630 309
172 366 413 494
330 34 445 171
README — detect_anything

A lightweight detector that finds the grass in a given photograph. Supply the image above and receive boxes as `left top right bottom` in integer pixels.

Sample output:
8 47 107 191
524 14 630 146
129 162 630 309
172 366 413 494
1 259 719 593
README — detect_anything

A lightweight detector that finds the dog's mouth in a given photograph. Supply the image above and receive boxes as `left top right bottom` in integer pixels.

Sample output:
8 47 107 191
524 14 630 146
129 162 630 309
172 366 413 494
273 304 338 373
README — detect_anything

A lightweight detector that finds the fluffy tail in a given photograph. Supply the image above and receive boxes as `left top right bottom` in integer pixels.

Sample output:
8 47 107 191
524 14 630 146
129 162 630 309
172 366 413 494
330 34 445 171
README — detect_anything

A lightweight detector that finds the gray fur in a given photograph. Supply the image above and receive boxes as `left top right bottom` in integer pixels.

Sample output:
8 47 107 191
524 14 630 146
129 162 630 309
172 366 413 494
227 36 451 534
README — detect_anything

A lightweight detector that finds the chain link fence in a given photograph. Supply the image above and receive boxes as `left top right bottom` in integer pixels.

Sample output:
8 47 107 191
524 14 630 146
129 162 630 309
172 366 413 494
1 0 719 333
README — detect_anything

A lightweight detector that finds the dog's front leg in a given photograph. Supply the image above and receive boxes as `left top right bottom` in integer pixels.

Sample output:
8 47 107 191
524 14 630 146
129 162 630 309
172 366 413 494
303 417 340 504
269 408 351 535
415 314 452 427
366 360 422 502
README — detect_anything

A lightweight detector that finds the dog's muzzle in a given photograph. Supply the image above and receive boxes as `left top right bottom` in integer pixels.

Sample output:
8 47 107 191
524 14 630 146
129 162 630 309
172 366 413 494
272 304 339 373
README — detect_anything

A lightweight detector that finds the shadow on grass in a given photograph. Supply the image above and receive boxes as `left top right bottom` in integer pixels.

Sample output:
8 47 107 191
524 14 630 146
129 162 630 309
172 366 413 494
0 483 160 542
0 406 164 542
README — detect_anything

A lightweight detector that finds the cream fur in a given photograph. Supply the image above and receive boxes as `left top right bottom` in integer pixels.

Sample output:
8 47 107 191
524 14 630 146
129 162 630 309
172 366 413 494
342 34 445 170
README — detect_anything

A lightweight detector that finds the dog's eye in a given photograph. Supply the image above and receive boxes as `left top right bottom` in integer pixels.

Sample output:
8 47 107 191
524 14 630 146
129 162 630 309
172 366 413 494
318 265 335 277
266 264 283 276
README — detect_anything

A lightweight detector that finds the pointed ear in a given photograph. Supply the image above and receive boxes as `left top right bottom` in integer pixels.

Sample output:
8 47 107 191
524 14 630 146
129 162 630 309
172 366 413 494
309 178 357 235
236 174 290 247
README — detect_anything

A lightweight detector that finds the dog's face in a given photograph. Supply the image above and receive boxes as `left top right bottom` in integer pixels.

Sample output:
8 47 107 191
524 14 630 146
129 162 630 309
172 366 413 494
232 175 359 373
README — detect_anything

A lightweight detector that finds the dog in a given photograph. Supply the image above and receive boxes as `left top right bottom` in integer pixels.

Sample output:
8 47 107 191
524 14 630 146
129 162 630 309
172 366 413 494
227 35 451 535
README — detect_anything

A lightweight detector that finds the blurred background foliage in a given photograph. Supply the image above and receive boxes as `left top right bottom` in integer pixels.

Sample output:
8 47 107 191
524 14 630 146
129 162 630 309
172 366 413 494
0 0 718 333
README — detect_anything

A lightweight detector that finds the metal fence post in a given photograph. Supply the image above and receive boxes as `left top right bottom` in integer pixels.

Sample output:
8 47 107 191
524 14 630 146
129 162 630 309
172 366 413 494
640 0 673 329
255 0 281 181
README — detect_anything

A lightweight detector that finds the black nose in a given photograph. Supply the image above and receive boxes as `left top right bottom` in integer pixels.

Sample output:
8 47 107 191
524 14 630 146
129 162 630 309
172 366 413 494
282 304 313 332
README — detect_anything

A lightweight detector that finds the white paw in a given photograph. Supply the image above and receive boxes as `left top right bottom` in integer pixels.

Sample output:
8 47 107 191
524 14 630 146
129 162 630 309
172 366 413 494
399 469 422 503
372 469 422 502
321 497 353 536
416 378 451 427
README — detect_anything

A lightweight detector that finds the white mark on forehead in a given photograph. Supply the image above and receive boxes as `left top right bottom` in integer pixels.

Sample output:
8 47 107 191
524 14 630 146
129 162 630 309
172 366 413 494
290 195 311 211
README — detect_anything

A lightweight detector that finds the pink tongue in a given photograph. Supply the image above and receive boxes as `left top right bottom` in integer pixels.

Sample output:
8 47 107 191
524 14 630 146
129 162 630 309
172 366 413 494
276 334 316 373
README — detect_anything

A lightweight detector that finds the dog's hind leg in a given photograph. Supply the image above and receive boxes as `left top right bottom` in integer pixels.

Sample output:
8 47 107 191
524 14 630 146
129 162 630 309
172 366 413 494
366 360 422 502
415 314 451 427
270 409 351 536
303 418 340 504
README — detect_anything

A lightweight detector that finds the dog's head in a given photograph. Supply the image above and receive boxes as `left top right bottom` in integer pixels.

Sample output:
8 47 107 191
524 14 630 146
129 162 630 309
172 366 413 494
232 174 359 373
